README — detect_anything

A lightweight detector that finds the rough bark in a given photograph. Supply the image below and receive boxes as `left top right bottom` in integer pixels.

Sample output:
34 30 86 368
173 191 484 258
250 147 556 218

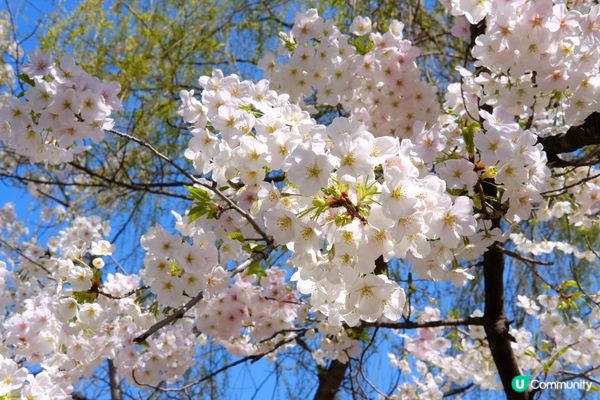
539 112 600 166
481 178 529 400
467 18 530 399
313 360 349 400
108 359 122 400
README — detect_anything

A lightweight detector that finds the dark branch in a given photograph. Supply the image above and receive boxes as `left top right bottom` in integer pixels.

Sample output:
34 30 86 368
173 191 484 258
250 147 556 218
133 291 203 344
539 112 600 167
481 176 527 400
470 19 528 400
443 383 474 398
108 359 121 400
313 360 349 400
363 317 484 330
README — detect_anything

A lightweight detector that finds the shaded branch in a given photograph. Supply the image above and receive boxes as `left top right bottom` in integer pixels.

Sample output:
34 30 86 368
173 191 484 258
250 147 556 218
498 246 553 266
0 238 55 279
133 249 270 343
107 129 272 242
108 359 121 400
481 177 527 400
363 317 484 330
313 360 349 400
443 383 475 398
133 290 204 344
540 112 600 167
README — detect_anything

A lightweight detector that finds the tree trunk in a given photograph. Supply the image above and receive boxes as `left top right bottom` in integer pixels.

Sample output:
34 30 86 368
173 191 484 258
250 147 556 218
481 178 529 400
108 359 121 400
313 360 349 400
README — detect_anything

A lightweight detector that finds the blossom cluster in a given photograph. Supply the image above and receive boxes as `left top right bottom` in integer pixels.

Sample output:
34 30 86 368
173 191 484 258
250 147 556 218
541 165 600 228
261 8 561 228
261 9 439 139
0 353 69 399
141 224 219 307
0 51 121 163
387 298 600 399
511 233 597 262
475 107 551 223
1 2 600 398
0 214 158 397
0 14 16 90
127 319 198 386
179 67 487 329
195 267 301 355
141 218 302 357
0 287 157 397
448 0 600 126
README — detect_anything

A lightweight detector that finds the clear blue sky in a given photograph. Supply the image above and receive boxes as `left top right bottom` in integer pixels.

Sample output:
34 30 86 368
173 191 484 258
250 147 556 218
0 1 596 399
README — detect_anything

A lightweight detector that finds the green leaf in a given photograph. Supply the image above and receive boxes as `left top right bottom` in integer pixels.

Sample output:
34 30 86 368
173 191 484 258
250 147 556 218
169 259 184 277
150 301 159 317
242 242 265 253
186 186 211 202
188 204 210 221
238 103 264 117
350 35 374 55
244 260 266 279
335 213 352 226
524 350 537 359
228 231 244 242
17 73 35 87
448 330 458 341
561 280 578 289
73 290 98 304
481 166 497 180
462 122 479 158
92 265 102 282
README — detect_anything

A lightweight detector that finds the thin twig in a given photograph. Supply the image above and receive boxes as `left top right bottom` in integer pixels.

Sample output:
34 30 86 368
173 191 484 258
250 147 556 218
134 248 271 343
133 290 203 344
107 129 272 242
363 316 485 330
131 336 296 391
0 238 56 280
497 246 553 266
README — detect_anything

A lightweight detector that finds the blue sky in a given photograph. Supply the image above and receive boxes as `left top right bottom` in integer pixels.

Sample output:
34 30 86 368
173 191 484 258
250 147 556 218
1 1 598 399
0 2 321 399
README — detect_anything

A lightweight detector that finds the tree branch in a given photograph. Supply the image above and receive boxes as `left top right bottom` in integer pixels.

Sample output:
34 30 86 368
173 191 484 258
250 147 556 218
539 112 600 167
313 360 349 400
133 290 204 344
443 383 474 398
482 176 527 400
107 128 272 242
363 317 484 330
469 19 528 400
108 359 121 400
497 246 552 266
0 238 55 279
133 249 270 343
